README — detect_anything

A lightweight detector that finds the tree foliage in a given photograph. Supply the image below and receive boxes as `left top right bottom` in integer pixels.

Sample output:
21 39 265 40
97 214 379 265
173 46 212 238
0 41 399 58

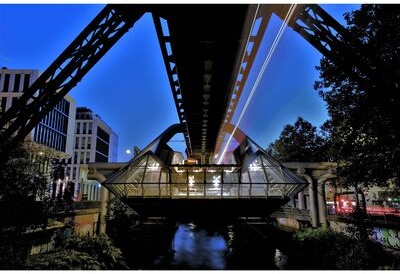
269 117 331 162
0 143 49 231
314 5 400 186
286 227 396 270
0 142 51 268
26 235 128 270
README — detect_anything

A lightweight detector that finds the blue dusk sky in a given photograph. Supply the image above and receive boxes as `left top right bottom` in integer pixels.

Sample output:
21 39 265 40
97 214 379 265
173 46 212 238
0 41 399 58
0 3 360 162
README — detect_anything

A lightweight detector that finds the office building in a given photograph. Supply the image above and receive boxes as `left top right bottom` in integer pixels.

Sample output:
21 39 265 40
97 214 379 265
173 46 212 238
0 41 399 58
67 107 118 201
0 68 76 158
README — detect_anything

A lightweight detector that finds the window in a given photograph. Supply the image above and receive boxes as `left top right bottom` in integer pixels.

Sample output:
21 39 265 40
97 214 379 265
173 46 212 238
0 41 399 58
95 152 108 163
97 126 110 143
81 137 86 149
1 97 7 113
13 74 21 92
80 152 85 164
96 138 109 157
2 74 10 92
23 74 31 91
87 137 92 149
11 96 18 106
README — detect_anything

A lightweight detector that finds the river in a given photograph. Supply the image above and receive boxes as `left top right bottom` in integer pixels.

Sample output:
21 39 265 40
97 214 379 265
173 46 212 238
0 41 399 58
120 220 290 270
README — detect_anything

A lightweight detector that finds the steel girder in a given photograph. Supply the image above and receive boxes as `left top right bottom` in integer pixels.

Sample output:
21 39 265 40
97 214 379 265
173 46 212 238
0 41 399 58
291 4 351 61
0 5 145 157
150 5 250 163
214 4 363 161
152 15 193 158
214 5 274 159
291 4 372 90
0 4 363 162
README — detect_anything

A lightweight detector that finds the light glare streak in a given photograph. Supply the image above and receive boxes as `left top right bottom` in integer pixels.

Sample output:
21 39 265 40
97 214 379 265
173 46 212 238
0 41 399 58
217 4 298 164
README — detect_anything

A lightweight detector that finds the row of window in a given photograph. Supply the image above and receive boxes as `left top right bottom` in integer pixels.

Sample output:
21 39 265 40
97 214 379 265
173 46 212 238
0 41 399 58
67 166 79 181
75 136 92 149
34 123 67 152
95 152 108 163
96 137 109 157
76 121 93 134
97 126 110 143
41 105 69 134
0 73 31 93
53 97 71 114
76 113 93 120
80 182 101 201
0 96 22 112
72 150 91 165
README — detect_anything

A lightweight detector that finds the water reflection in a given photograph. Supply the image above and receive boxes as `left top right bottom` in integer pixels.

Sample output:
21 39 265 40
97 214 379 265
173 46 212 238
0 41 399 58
117 220 288 270
172 223 227 269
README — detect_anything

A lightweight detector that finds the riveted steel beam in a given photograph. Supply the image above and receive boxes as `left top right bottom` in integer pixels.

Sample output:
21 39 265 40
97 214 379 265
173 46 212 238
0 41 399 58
290 4 352 62
0 5 145 157
214 5 272 159
152 14 193 158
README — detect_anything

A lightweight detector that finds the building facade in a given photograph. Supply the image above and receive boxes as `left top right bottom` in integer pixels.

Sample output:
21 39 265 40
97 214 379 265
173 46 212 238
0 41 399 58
67 107 118 201
0 68 76 157
1 68 77 205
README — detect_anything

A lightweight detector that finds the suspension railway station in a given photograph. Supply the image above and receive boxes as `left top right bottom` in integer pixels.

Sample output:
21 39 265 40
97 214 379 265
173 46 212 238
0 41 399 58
0 4 358 231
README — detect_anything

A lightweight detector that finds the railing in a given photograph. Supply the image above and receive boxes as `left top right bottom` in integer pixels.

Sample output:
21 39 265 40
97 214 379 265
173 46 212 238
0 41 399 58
106 181 303 199
327 207 400 228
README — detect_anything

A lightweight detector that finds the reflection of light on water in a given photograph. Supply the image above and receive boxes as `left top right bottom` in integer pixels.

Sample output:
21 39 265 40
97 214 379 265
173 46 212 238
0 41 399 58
227 225 234 255
172 223 227 269
274 248 288 270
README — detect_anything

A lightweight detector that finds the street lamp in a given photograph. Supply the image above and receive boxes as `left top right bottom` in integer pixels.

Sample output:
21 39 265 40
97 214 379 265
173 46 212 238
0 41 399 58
126 149 133 160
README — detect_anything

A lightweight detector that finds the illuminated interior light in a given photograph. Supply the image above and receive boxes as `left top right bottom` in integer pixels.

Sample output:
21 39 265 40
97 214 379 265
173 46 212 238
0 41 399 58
249 163 261 171
213 175 221 187
148 162 160 170
189 175 195 186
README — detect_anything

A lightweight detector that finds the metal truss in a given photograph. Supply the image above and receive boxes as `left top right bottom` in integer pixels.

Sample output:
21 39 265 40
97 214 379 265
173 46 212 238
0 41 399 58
0 3 364 160
291 4 371 89
214 4 362 160
214 5 273 158
291 4 352 61
152 15 193 158
0 5 145 156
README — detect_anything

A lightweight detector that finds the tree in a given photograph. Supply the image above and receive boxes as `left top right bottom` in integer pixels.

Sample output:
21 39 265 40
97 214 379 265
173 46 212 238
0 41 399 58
0 142 50 268
314 5 400 187
286 227 395 270
26 235 128 270
269 117 331 162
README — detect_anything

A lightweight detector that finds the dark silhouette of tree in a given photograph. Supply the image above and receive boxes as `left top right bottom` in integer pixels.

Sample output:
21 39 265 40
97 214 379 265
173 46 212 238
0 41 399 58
0 142 50 268
269 117 331 162
26 235 128 270
314 5 400 187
